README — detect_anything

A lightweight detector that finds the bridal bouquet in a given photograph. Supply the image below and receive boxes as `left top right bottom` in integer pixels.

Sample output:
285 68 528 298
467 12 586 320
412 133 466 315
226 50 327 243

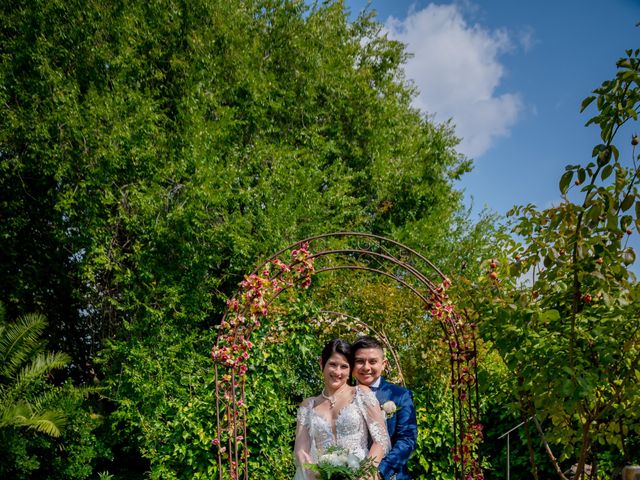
306 445 376 480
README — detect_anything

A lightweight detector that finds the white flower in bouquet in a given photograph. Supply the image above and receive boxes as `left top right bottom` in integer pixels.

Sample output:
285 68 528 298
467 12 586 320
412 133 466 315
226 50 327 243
346 452 360 470
325 452 342 467
307 445 376 480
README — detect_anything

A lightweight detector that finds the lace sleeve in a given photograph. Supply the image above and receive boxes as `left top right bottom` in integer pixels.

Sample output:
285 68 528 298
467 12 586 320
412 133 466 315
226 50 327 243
294 400 315 480
297 403 310 429
356 387 391 457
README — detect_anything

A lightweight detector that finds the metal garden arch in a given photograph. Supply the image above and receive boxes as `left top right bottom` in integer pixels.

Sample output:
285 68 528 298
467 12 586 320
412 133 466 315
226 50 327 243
212 232 483 479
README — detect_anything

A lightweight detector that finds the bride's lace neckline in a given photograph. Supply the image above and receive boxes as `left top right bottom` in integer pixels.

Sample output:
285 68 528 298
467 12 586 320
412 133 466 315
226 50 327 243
311 387 359 437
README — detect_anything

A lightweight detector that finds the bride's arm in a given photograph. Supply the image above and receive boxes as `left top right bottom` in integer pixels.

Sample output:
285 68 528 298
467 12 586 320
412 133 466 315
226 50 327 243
294 399 316 480
357 386 391 471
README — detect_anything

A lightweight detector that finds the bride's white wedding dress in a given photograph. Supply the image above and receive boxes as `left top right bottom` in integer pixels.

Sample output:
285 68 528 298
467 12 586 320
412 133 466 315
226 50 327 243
293 386 391 480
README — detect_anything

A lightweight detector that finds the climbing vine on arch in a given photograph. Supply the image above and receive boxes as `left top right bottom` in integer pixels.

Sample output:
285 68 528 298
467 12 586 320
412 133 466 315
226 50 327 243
211 233 483 479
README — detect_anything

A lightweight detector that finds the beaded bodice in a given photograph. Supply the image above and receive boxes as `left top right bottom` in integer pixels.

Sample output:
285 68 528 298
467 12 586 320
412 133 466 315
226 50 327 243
296 386 390 461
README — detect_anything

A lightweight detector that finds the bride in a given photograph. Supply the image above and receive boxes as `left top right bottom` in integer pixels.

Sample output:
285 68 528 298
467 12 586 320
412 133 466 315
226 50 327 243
293 339 391 479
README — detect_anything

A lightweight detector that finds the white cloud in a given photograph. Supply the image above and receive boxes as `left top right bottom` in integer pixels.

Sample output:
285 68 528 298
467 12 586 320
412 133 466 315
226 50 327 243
385 3 523 158
517 25 537 52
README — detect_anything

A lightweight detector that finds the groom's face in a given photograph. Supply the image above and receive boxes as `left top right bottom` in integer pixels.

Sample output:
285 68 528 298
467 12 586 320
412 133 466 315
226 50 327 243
353 347 387 386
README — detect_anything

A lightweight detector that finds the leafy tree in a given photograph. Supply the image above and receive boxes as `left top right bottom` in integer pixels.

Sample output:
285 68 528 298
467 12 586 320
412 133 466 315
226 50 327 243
0 0 469 357
458 49 640 479
1 0 483 476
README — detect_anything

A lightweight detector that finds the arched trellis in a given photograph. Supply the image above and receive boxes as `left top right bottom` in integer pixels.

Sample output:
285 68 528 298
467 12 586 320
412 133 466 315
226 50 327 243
211 232 483 479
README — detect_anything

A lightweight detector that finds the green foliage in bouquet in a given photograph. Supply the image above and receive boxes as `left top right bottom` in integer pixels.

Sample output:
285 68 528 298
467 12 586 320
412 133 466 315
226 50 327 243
306 445 377 480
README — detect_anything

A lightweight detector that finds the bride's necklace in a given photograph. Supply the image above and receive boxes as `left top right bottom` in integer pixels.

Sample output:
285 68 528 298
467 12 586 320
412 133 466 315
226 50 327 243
321 385 348 409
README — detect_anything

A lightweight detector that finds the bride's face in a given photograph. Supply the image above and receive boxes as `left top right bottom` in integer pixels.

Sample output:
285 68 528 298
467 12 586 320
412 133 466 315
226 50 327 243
322 352 350 391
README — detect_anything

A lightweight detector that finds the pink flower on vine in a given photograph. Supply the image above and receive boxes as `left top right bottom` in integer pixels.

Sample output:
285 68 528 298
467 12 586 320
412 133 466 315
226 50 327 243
227 298 239 311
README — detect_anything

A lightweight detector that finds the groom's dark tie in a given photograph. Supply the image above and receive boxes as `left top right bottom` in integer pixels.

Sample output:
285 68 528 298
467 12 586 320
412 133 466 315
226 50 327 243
370 386 379 392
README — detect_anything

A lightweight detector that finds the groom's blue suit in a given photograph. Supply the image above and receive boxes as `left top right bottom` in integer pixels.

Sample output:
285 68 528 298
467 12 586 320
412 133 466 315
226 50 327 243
374 377 418 480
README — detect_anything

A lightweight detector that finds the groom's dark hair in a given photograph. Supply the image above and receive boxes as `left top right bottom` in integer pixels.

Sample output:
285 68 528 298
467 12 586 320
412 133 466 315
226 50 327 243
351 335 384 353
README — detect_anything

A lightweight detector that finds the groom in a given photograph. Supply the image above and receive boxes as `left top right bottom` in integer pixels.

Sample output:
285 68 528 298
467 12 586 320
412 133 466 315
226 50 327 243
352 336 417 480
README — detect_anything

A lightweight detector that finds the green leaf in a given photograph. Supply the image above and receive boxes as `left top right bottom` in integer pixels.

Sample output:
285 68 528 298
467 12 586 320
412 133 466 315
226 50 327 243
597 147 612 166
560 170 574 194
592 144 605 157
622 248 636 265
621 215 632 230
586 204 602 226
601 164 614 180
580 96 596 112
541 309 560 322
577 168 586 185
620 194 635 211
611 144 620 161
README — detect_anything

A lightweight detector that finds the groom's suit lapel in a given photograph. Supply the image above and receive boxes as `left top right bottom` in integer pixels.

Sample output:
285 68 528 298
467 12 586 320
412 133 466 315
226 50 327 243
374 377 390 403
374 377 398 434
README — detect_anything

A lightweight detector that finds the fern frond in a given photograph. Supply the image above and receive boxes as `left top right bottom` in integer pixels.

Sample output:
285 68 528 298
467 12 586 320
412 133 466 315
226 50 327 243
15 411 66 437
0 309 71 438
1 400 66 436
0 313 47 378
11 352 71 395
0 400 32 425
28 387 66 412
18 352 71 381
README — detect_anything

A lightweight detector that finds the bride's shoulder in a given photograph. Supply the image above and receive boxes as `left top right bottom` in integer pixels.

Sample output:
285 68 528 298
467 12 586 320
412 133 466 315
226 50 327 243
355 384 375 396
298 396 317 409
354 385 378 403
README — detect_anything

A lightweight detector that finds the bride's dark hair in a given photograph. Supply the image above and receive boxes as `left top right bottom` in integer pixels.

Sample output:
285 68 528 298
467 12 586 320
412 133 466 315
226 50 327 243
320 339 353 371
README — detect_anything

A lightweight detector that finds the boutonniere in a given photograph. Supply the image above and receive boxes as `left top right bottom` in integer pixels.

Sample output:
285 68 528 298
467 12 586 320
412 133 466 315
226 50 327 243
381 400 400 419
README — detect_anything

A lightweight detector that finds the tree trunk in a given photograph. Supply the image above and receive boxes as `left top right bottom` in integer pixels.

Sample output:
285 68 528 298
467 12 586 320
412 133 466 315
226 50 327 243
532 416 570 480
574 419 593 480
516 388 539 480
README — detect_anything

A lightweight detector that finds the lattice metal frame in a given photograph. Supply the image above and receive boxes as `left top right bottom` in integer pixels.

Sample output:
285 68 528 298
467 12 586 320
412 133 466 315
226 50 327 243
212 232 483 479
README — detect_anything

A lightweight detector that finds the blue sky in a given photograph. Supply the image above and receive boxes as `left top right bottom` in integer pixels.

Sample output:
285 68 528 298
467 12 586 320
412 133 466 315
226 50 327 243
344 0 640 217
